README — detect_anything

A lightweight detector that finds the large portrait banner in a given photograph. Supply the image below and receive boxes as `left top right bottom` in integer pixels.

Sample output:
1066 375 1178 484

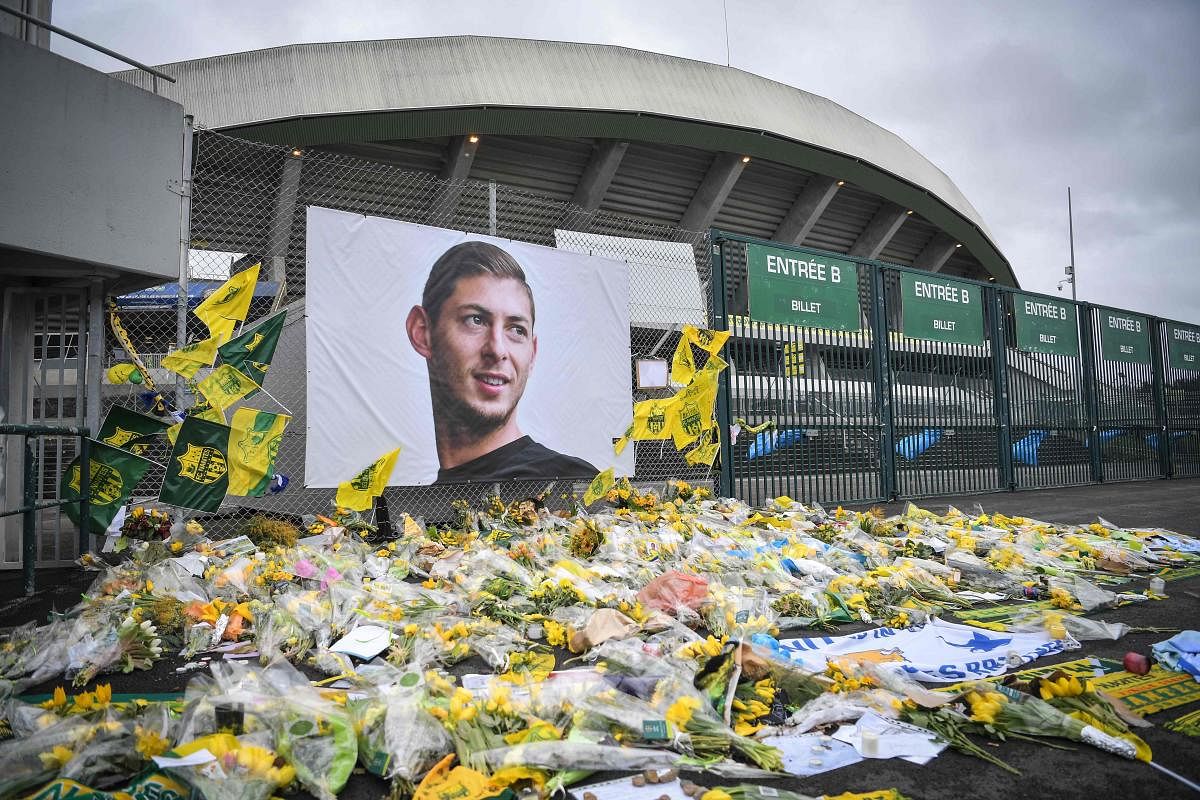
306 207 633 486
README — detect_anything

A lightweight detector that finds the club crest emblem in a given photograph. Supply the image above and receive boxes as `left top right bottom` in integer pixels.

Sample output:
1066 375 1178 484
68 459 124 504
176 444 228 484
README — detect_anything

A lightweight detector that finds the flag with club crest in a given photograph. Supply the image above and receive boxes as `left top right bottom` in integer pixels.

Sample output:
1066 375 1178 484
218 311 285 392
61 439 154 531
194 264 260 343
335 447 401 511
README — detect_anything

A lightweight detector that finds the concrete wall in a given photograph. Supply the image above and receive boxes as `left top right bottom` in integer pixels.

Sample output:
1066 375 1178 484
0 33 184 287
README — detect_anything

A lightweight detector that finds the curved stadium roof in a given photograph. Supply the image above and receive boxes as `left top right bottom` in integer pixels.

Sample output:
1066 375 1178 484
116 35 1015 286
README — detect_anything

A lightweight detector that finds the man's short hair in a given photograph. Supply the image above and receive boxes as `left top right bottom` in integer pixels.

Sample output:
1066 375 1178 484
422 241 535 325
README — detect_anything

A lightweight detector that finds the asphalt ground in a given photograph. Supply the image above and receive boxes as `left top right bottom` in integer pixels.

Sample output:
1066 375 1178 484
4 479 1200 799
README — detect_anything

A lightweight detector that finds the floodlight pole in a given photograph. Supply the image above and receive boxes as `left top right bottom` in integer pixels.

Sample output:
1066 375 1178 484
1068 186 1077 301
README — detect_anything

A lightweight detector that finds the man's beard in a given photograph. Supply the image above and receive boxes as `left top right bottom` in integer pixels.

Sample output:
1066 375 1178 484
428 359 518 444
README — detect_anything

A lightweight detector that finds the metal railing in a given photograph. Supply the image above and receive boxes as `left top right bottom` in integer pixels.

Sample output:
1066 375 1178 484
0 4 175 91
0 424 89 593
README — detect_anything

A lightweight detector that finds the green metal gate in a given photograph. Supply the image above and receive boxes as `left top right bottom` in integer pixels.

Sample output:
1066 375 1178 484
711 229 1200 505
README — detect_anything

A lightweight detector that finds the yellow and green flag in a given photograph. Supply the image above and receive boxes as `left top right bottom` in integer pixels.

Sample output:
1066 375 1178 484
61 439 154 531
228 408 290 497
670 335 696 385
159 417 233 512
161 335 222 379
196 364 260 411
194 264 260 342
218 311 285 391
685 431 721 467
669 367 720 448
630 397 677 441
582 467 615 505
682 325 730 355
105 362 142 384
96 406 169 455
336 447 401 511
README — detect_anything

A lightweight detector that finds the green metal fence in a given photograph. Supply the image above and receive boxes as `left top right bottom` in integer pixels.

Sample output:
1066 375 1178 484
711 230 1200 505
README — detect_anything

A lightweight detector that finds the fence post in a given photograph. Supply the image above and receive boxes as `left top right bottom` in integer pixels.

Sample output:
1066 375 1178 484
176 115 195 411
79 435 91 555
868 265 896 500
1078 303 1103 482
1149 317 1172 478
23 436 36 596
990 288 1015 490
709 232 736 498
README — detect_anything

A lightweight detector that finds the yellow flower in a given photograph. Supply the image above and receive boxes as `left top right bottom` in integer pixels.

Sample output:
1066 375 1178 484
701 791 733 800
665 696 701 728
38 744 74 769
94 684 112 707
40 686 67 711
73 691 96 712
134 725 170 759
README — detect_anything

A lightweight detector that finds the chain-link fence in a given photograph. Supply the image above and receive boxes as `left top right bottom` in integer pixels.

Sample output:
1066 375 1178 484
101 130 716 535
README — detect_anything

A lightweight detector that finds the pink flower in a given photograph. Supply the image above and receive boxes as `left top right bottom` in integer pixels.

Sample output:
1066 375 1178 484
293 559 317 579
321 567 341 590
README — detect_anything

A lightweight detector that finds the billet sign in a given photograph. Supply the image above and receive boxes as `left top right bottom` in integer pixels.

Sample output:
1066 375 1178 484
746 243 861 331
1012 293 1079 357
1098 309 1150 364
900 272 984 345
1166 322 1200 371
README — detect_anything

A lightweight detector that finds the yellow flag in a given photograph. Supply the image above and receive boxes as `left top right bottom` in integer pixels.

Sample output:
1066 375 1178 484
682 325 731 355
161 335 222 379
630 397 676 441
336 447 401 511
685 438 720 467
669 368 719 448
194 264 260 342
670 336 696 385
196 364 260 411
165 422 181 445
191 404 227 425
582 467 615 505
613 422 633 455
227 408 291 496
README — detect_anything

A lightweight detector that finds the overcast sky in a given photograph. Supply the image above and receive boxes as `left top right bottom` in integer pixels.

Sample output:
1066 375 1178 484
49 0 1200 322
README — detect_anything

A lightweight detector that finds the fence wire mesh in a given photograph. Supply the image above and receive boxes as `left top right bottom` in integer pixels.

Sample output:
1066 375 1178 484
101 130 714 536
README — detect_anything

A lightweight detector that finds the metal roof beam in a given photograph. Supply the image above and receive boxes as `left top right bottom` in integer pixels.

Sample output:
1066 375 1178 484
572 139 628 212
428 134 480 222
914 232 959 273
774 175 840 245
267 152 303 284
849 201 908 260
679 151 747 232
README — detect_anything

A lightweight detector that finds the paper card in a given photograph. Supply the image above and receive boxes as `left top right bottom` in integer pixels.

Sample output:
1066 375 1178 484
572 776 690 800
174 552 208 576
330 624 393 660
762 733 863 776
153 749 217 768
833 711 946 762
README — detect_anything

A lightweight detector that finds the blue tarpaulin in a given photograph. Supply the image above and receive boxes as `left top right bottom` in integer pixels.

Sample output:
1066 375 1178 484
1145 431 1191 450
1085 429 1127 448
117 281 279 310
895 428 942 460
1012 429 1050 466
748 428 810 460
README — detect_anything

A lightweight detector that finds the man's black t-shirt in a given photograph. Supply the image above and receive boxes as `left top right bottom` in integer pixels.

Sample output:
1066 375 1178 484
434 436 597 484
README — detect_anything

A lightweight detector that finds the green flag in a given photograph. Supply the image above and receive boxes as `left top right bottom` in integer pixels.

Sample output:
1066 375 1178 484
61 439 154 532
96 405 170 455
218 311 285 392
159 417 232 511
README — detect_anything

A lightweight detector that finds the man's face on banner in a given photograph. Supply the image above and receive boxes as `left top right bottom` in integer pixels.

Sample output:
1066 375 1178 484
425 274 537 436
